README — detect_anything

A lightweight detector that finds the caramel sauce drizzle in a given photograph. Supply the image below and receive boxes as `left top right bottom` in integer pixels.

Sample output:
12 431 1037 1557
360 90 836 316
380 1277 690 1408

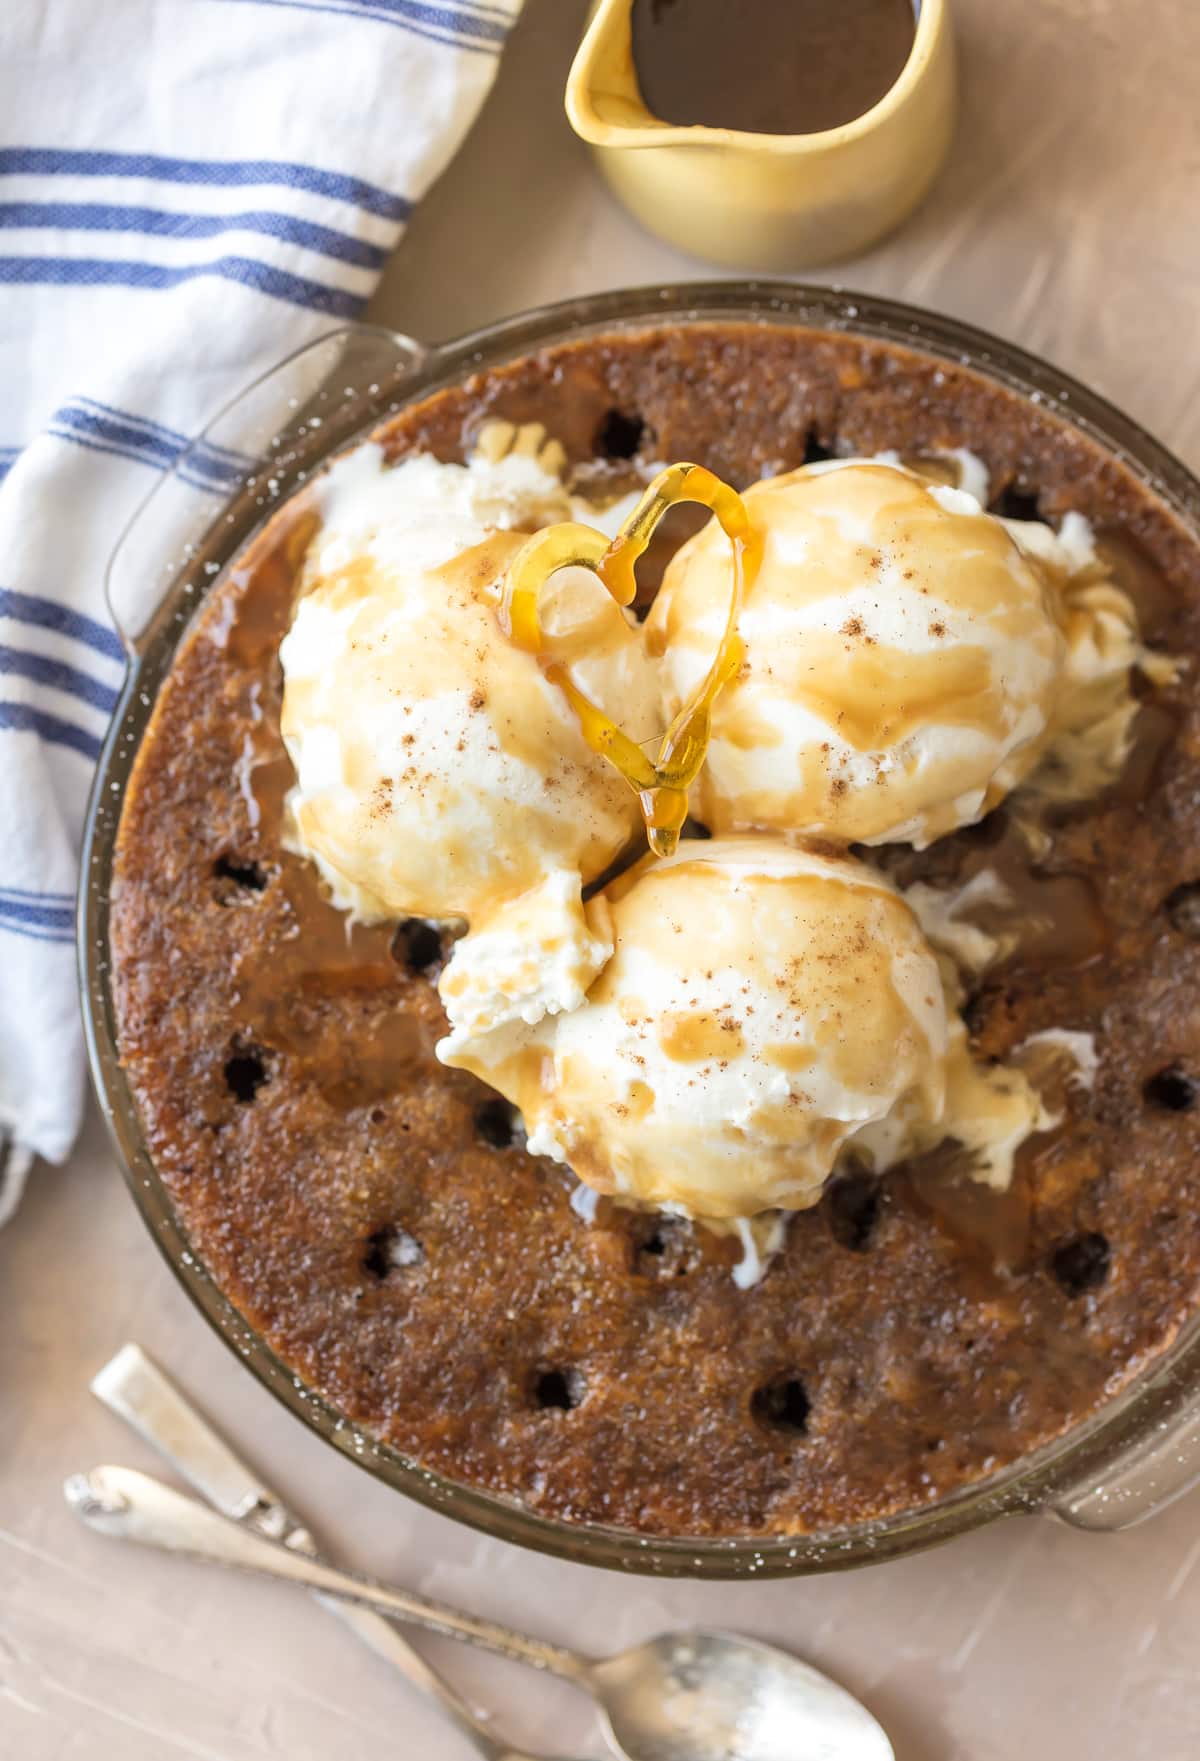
501 462 762 858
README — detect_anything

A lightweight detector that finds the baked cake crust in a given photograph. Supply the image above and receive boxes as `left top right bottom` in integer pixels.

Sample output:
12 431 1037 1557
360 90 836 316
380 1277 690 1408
110 323 1200 1537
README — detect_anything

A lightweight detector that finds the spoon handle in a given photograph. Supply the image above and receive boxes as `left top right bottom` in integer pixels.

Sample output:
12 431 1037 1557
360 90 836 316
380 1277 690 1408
89 1346 513 1761
66 1464 588 1685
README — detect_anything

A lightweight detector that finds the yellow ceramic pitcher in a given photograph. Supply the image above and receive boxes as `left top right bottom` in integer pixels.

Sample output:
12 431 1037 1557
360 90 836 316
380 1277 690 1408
566 0 956 270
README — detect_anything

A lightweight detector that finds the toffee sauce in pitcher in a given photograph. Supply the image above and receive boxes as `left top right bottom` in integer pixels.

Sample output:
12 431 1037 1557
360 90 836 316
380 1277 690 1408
631 0 918 136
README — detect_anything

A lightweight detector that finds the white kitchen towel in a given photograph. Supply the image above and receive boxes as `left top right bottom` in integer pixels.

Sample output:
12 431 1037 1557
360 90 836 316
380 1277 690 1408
0 0 524 1221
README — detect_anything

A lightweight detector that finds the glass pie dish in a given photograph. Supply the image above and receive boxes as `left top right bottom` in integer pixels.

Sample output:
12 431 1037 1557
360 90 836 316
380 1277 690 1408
81 281 1200 1578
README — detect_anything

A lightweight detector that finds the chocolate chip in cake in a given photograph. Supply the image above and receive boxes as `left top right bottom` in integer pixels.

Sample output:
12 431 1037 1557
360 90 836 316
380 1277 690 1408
224 1043 270 1103
594 408 646 460
633 1214 699 1276
802 428 836 466
1051 1231 1111 1297
1144 1065 1197 1112
213 853 268 898
391 918 444 976
751 1376 810 1436
533 1368 584 1411
363 1224 424 1279
989 483 1041 522
825 1169 882 1252
1165 882 1200 939
474 1097 523 1150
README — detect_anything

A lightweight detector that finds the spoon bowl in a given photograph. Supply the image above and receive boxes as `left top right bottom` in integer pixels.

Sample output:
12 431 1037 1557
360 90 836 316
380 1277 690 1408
592 1629 894 1761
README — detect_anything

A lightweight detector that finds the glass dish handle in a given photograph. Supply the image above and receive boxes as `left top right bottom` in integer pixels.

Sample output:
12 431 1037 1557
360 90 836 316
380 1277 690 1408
104 325 429 656
1048 1366 1200 1532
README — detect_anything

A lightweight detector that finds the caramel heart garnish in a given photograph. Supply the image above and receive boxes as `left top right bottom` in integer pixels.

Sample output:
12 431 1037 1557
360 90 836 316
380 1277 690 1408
500 462 761 859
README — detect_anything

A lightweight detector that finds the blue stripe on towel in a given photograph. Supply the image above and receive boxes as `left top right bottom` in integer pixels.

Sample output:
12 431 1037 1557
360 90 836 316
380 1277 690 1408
0 895 75 930
0 448 18 482
0 587 124 663
0 915 75 945
0 700 103 760
176 460 246 493
48 402 247 492
77 400 252 470
365 0 514 27
337 0 511 37
45 423 231 495
52 403 179 467
176 454 245 491
44 425 172 475
74 401 251 485
206 0 507 49
0 885 75 904
0 202 390 272
0 644 120 713
0 149 410 223
0 253 366 317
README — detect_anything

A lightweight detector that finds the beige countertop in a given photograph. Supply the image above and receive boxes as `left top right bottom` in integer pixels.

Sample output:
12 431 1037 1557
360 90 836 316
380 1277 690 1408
5 3 1200 1756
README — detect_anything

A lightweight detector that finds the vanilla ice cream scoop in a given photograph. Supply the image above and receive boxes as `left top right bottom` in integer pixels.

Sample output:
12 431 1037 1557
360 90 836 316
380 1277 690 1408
443 836 1057 1219
648 462 1069 848
442 839 949 1217
280 441 659 1037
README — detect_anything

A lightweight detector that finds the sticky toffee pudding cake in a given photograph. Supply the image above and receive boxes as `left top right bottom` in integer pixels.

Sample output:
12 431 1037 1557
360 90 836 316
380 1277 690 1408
109 322 1200 1539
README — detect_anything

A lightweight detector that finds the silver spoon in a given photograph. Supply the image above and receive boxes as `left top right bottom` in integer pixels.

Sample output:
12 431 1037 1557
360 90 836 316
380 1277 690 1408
66 1463 893 1761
